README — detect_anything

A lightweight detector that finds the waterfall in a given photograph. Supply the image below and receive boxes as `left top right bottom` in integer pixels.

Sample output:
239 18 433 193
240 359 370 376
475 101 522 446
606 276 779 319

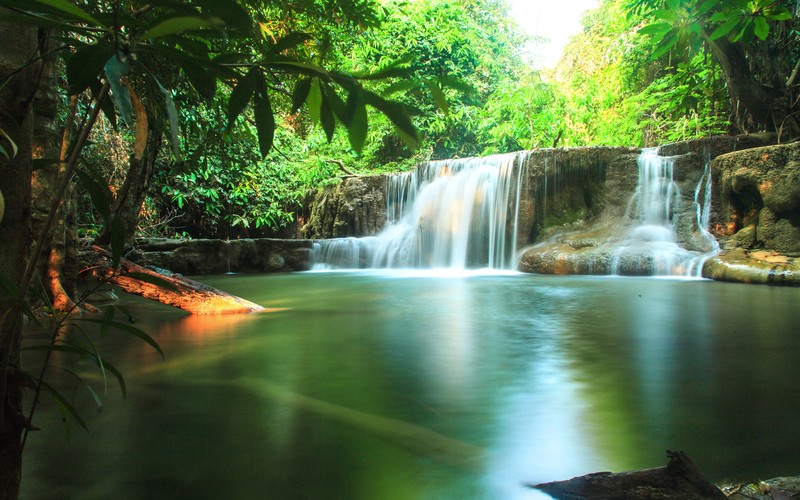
312 153 527 270
610 148 718 277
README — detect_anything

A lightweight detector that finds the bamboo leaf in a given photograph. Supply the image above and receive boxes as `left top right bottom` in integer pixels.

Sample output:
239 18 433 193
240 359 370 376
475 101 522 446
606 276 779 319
291 78 312 114
320 92 336 142
0 128 18 159
77 319 164 360
74 168 112 222
28 0 102 26
227 69 256 128
638 22 673 36
253 90 275 158
38 379 89 431
362 91 420 149
307 79 322 124
346 92 368 153
269 32 312 54
425 79 449 114
109 215 126 268
140 16 223 40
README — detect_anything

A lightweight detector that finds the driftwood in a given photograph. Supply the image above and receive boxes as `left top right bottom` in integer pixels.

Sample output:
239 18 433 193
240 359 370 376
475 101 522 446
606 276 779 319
532 450 727 500
86 246 264 314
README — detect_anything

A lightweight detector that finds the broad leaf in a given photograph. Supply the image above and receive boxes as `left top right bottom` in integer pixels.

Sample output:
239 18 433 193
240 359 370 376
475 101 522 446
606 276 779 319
753 16 769 40
638 22 673 36
269 32 313 54
67 43 115 95
709 16 741 40
363 91 420 148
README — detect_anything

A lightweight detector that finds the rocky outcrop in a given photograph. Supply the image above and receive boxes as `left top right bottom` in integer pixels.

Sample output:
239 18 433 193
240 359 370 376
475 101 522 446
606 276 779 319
711 141 800 254
517 138 742 276
301 175 388 239
125 238 313 275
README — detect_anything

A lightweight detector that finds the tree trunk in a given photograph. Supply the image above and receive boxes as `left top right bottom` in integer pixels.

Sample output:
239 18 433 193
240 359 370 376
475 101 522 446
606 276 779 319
96 119 162 245
0 14 37 499
707 36 800 140
532 450 726 500
31 30 80 312
87 247 264 314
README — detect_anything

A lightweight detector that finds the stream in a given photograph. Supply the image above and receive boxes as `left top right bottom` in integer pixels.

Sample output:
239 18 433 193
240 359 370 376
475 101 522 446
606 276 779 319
21 271 800 499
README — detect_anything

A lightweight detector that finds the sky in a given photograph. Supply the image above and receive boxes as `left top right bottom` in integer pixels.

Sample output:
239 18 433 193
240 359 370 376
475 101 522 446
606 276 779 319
507 0 599 68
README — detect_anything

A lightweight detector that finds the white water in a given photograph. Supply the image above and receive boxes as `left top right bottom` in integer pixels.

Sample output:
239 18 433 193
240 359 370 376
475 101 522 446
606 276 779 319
610 148 718 277
312 148 720 276
312 153 527 270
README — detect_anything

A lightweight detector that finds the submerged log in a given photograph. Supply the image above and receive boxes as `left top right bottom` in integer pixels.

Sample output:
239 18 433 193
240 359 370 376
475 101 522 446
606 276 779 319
532 450 726 500
86 246 264 314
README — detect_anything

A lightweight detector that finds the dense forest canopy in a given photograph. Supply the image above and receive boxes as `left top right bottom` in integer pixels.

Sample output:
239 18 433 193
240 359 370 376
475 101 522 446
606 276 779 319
0 0 798 497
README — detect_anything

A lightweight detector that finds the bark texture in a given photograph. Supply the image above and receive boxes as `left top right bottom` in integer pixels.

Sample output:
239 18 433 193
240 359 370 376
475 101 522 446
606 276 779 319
533 451 726 500
87 247 264 314
0 13 36 499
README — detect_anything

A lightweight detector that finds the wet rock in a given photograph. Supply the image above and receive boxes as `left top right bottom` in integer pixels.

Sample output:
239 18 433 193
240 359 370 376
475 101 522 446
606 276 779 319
702 248 799 285
129 238 313 275
301 175 388 239
713 141 800 254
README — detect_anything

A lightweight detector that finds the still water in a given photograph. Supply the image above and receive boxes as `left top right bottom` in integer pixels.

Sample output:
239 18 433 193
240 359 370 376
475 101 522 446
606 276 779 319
21 272 800 499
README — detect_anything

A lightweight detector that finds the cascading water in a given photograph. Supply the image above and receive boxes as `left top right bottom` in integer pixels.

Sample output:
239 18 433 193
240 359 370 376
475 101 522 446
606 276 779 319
610 148 718 277
312 153 527 270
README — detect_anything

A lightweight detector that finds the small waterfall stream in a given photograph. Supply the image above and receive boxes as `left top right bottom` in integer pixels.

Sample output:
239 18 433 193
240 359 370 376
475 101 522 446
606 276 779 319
312 153 527 270
610 148 718 276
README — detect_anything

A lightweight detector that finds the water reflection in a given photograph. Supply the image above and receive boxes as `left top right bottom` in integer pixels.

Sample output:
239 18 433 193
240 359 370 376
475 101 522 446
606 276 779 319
21 274 800 499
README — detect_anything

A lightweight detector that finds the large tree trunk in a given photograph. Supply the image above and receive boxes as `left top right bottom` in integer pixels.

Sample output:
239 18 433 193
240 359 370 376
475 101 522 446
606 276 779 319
708 36 800 140
87 247 264 314
0 14 37 499
31 30 80 312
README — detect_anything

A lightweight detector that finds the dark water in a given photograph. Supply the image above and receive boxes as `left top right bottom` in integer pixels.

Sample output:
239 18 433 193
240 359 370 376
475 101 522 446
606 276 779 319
20 272 800 499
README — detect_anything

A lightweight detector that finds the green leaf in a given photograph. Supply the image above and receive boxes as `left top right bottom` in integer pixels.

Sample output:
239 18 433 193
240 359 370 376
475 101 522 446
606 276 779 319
650 32 678 59
253 89 275 158
28 0 102 26
227 69 256 128
109 215 126 268
362 91 420 149
291 78 312 114
179 57 217 100
140 16 223 40
638 22 673 36
709 16 741 40
38 378 89 431
74 168 112 222
696 0 718 16
323 85 348 124
425 79 449 114
76 319 164 360
346 92 368 153
67 42 115 95
269 32 312 54
0 128 18 159
307 79 322 124
320 91 336 142
753 16 769 40
104 53 133 124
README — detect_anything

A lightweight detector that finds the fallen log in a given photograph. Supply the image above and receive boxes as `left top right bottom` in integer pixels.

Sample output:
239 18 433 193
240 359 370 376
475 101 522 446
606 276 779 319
86 246 264 314
532 450 727 500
